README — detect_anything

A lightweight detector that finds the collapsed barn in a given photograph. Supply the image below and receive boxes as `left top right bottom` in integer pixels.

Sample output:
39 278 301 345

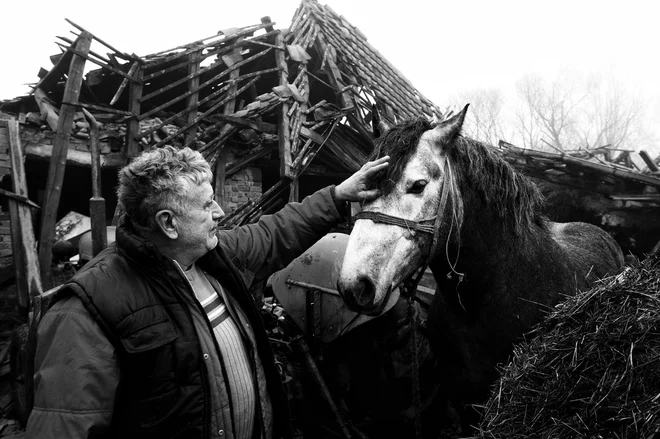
1 0 660 437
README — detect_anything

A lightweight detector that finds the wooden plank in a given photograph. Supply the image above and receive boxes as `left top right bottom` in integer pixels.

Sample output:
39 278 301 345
126 66 144 159
33 47 74 92
275 32 293 179
6 119 43 312
185 48 203 146
38 31 92 289
300 126 325 144
639 150 659 173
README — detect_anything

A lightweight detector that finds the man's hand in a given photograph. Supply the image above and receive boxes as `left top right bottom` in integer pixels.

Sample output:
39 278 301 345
334 156 389 202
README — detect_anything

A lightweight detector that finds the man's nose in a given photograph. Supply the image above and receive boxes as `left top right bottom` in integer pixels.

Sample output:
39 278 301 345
212 200 225 220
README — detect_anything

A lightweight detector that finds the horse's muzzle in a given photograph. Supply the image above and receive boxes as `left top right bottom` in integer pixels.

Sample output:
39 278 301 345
337 277 391 316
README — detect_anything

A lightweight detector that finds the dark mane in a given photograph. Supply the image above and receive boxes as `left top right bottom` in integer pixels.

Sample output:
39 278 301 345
370 118 545 233
448 136 546 233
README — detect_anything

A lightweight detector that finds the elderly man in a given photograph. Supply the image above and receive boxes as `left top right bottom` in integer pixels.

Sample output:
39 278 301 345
26 145 388 439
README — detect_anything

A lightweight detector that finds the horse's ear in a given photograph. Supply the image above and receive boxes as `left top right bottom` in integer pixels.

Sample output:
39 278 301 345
431 104 469 143
372 104 391 139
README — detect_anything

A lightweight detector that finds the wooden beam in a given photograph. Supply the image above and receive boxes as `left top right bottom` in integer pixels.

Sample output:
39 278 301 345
62 100 132 117
25 144 124 168
215 40 244 158
139 47 271 104
144 22 274 61
126 66 144 159
155 76 261 149
136 66 281 124
82 109 107 257
289 178 299 202
38 31 92 289
4 120 43 313
57 35 114 66
33 88 60 131
0 188 41 210
314 38 352 110
639 150 659 173
226 144 277 177
502 144 660 189
211 114 277 134
185 48 203 146
110 61 139 106
55 42 136 82
275 32 293 178
65 18 131 59
214 149 228 210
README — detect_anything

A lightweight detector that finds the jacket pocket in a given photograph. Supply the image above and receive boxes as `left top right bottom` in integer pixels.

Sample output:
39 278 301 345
119 320 180 429
120 318 178 353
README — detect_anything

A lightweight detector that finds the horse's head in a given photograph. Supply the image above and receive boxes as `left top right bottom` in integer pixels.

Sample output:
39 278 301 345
338 105 469 316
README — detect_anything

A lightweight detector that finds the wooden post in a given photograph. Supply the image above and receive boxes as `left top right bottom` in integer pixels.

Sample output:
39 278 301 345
83 109 107 257
289 178 299 202
185 47 202 147
215 42 243 205
126 62 144 159
38 32 92 289
289 62 309 202
275 32 293 179
4 119 43 314
214 149 228 210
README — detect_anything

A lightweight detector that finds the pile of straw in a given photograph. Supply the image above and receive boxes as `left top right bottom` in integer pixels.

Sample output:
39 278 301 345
477 254 660 438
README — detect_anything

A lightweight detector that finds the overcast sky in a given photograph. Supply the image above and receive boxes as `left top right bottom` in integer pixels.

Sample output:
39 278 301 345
2 0 659 146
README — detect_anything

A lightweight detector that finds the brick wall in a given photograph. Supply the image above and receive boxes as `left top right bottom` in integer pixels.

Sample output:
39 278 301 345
223 167 263 214
0 124 10 184
0 214 11 258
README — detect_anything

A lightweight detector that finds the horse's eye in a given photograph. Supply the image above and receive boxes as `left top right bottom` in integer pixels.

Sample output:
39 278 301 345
409 180 427 194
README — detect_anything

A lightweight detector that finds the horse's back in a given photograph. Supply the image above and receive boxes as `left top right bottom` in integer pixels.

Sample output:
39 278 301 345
549 221 624 283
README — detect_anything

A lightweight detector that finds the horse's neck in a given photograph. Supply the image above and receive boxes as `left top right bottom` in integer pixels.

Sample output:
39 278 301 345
431 211 543 285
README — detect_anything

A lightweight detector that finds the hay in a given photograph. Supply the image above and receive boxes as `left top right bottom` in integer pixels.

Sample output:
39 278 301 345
476 254 660 438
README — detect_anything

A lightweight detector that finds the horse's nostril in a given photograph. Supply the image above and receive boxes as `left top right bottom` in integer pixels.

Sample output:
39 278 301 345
354 277 375 308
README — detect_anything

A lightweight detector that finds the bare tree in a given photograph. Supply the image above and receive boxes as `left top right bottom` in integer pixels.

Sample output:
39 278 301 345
444 71 652 155
577 74 648 151
510 71 650 153
449 87 510 146
514 72 587 151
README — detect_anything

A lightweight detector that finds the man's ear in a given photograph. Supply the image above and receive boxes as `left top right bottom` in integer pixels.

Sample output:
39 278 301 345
155 209 178 239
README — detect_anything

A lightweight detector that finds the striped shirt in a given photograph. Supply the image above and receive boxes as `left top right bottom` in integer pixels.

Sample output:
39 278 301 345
183 263 256 439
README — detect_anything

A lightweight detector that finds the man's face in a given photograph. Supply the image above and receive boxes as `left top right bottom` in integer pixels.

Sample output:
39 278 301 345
175 181 224 264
